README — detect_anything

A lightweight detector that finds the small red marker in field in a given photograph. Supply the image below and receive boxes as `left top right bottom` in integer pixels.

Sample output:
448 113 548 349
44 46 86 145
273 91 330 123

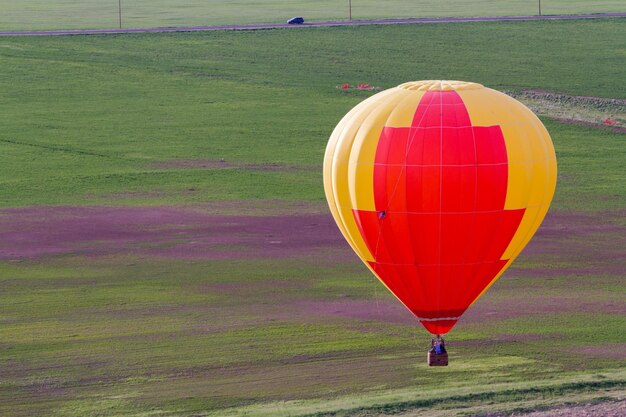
603 119 618 125
337 83 381 91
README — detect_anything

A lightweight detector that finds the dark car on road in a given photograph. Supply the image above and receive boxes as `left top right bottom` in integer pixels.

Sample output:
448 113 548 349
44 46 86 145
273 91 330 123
287 17 305 24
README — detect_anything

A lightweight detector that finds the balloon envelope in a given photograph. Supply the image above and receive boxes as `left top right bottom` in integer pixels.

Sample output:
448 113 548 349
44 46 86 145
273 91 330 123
324 80 557 334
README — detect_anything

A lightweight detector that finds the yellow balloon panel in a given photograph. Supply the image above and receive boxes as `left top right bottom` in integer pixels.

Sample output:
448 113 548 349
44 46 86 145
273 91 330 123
324 80 557 333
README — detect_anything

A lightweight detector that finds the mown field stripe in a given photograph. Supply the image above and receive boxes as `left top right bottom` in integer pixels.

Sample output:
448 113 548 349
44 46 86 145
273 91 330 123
305 380 626 416
210 369 626 417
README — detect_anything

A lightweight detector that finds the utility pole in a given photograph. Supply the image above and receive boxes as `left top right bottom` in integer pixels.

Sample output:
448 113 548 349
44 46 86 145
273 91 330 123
349 0 352 21
538 0 542 16
118 0 122 29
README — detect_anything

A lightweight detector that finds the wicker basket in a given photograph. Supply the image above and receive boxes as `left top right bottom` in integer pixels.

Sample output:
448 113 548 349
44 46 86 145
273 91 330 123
428 351 448 366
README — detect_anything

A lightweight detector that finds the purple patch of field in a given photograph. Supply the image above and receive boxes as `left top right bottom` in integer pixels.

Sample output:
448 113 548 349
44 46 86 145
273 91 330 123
571 345 626 359
285 210 626 326
463 293 626 324
291 292 625 328
509 210 626 278
455 334 548 346
3 207 622 267
285 210 626 327
292 299 416 325
1 206 623 326
0 205 349 261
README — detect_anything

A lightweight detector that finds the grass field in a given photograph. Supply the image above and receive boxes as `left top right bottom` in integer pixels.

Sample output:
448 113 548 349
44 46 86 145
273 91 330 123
0 1 624 31
0 18 625 417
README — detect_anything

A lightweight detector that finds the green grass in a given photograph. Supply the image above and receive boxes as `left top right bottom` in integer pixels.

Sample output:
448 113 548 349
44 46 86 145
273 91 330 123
1 256 624 416
0 19 625 209
0 18 625 417
0 1 624 31
545 120 626 210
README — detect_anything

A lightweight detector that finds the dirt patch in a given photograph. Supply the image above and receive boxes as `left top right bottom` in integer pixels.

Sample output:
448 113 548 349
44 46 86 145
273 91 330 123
508 90 626 131
0 205 349 261
481 400 626 417
520 89 626 106
149 159 313 172
552 117 626 134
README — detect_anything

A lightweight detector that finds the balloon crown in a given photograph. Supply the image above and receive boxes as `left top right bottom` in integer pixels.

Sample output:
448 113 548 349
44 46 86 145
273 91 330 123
397 80 483 91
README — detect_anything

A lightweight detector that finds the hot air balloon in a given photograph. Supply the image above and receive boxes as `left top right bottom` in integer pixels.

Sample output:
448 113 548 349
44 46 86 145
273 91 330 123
323 80 557 365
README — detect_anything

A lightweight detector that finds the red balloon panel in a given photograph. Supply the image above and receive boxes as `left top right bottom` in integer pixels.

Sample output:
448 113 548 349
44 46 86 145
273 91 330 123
353 90 526 334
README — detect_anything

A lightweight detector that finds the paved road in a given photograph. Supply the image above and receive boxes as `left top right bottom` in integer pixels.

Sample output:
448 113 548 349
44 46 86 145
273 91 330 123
0 12 624 37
